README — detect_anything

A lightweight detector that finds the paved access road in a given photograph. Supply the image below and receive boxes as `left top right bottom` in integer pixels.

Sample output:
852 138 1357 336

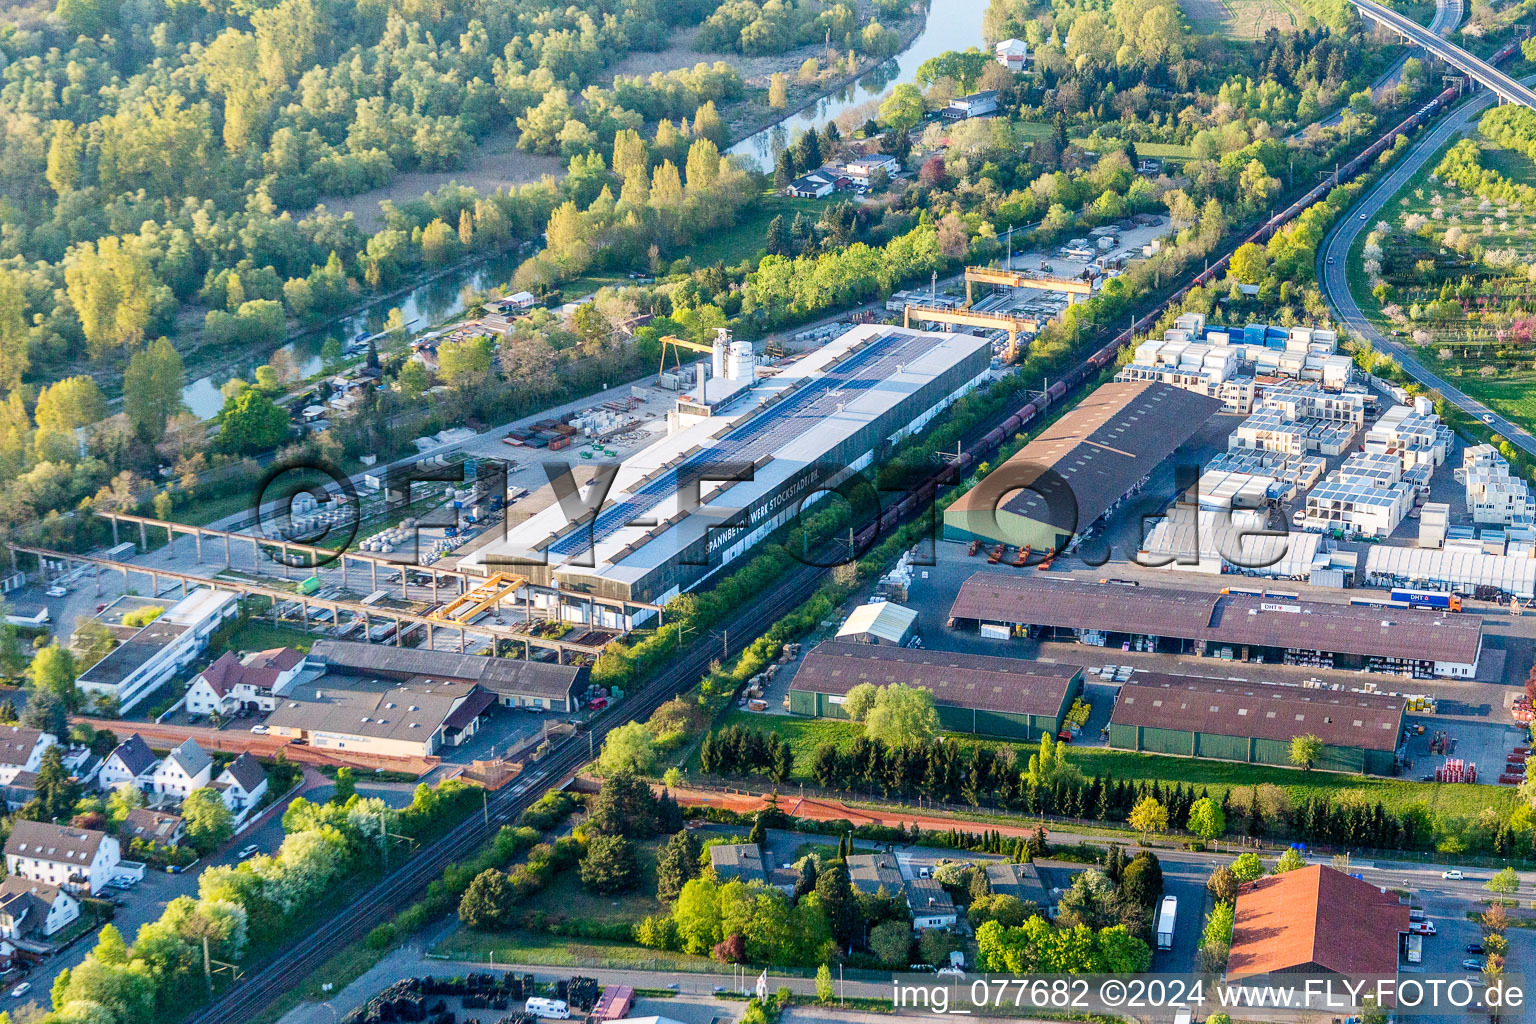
1351 0 1536 108
1319 74 1536 460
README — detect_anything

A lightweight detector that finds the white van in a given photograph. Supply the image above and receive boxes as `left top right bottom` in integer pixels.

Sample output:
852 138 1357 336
525 998 570 1020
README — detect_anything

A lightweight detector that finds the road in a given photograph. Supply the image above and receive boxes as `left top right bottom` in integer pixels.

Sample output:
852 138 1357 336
1350 0 1536 108
177 78 1529 1022
1319 73 1536 460
287 818 1536 1024
2 770 408 1020
1293 0 1462 140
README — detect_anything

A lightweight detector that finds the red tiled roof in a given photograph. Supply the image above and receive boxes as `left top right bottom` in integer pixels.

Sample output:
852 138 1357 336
197 652 243 697
201 647 302 697
1227 866 1408 979
248 647 303 672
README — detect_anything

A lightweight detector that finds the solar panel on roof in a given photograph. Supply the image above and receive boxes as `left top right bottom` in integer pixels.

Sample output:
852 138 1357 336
546 331 931 559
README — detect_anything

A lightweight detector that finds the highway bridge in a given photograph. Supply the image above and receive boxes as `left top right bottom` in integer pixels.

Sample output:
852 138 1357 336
1351 0 1536 108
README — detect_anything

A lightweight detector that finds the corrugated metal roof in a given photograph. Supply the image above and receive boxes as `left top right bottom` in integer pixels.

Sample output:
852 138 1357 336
1110 671 1405 751
948 573 1483 665
309 640 582 700
789 640 1079 717
948 381 1223 533
950 573 1220 635
1228 866 1408 979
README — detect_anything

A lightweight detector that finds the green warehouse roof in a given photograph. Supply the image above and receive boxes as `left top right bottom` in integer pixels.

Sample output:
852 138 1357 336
789 640 1079 717
1110 672 1406 752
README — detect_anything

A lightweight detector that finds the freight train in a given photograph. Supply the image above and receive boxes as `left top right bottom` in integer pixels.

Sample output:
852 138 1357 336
857 81 1473 549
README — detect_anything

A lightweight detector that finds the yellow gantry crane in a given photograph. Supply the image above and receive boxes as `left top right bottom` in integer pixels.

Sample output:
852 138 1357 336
431 572 527 624
903 304 1040 363
658 334 717 381
963 266 1095 306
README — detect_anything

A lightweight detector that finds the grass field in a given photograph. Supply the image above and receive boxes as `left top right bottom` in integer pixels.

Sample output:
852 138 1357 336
1481 145 1536 187
433 929 718 970
516 837 668 929
223 620 320 654
1015 123 1194 161
178 489 257 527
686 712 866 777
687 195 826 269
1179 0 1298 38
1069 748 1520 824
697 712 1519 828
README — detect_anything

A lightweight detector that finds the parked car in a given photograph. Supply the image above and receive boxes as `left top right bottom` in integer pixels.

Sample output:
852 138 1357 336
1442 870 1465 880
250 725 269 735
1463 959 1485 970
1467 943 1485 954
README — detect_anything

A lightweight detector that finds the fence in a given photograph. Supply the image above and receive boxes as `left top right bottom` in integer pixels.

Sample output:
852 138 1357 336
672 777 1536 870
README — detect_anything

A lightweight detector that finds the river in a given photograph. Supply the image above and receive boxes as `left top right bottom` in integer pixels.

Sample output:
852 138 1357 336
180 250 526 418
727 0 992 170
182 0 992 416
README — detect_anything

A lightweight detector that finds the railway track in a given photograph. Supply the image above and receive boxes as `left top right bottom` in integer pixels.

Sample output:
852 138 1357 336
189 87 1479 1023
189 557 829 1024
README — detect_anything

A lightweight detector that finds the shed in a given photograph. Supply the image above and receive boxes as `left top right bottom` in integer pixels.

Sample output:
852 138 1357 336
835 602 918 645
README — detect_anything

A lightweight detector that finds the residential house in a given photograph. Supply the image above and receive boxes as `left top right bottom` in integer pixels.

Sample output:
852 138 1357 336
0 877 80 941
906 877 958 929
944 91 1000 120
841 155 900 188
786 171 837 199
151 738 213 800
708 843 768 885
186 648 305 717
1 773 37 813
995 38 1028 71
121 808 185 848
487 291 538 314
4 820 122 895
0 727 55 786
97 733 158 792
215 753 268 819
846 853 905 896
984 861 1053 914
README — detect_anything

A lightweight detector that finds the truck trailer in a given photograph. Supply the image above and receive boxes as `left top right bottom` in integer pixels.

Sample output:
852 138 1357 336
1156 895 1178 950
1390 588 1461 612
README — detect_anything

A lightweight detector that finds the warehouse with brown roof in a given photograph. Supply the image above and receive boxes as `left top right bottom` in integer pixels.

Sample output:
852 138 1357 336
948 573 1483 679
786 640 1082 740
1109 672 1406 775
943 381 1223 554
1227 866 1409 980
